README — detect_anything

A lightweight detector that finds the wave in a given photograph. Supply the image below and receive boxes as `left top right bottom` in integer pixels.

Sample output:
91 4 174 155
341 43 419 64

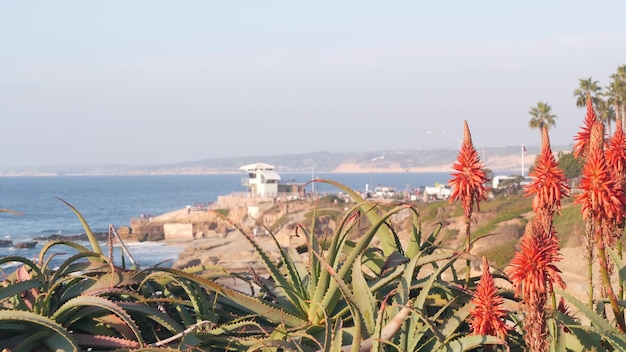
0 261 22 270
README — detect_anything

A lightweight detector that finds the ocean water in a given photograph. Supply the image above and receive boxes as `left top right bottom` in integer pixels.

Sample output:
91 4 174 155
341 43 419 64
0 172 451 270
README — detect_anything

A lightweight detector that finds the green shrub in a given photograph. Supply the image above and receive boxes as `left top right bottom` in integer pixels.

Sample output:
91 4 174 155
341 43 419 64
553 203 585 247
477 238 519 269
269 213 290 232
214 208 230 217
418 201 453 222
471 196 532 240
303 208 342 223
441 228 460 246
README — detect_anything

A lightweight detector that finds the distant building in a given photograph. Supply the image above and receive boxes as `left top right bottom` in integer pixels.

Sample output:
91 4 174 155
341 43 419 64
240 162 281 198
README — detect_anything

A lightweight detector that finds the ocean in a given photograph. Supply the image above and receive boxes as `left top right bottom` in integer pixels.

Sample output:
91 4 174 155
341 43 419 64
0 172 452 270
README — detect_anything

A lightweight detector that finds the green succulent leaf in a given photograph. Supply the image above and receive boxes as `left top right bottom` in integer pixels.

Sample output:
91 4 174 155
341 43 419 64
73 334 142 349
0 256 44 279
13 331 51 352
38 239 102 270
118 301 185 334
406 206 422 258
211 212 308 317
140 270 208 324
607 247 626 287
311 179 398 256
52 295 144 345
143 267 308 327
55 197 103 254
0 279 41 302
315 203 411 324
0 310 78 351
352 254 377 334
442 334 506 351
555 287 619 333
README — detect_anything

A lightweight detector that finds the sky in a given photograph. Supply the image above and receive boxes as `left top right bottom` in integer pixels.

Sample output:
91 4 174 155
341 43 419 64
1 1 625 166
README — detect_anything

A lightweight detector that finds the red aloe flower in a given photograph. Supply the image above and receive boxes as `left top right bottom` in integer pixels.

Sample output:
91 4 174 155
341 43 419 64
575 122 625 222
525 126 570 219
449 120 488 219
506 220 564 352
605 118 626 180
575 122 626 332
604 118 626 242
506 220 565 306
469 256 509 340
573 96 597 159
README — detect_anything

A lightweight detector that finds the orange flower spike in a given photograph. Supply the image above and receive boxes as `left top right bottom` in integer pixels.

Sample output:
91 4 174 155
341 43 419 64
605 119 626 226
573 96 597 159
449 120 488 219
525 126 570 215
469 256 509 339
606 118 626 179
505 221 565 305
575 122 625 222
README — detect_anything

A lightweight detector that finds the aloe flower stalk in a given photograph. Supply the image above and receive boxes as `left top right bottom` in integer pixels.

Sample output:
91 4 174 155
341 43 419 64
572 98 599 308
506 220 564 352
573 96 597 159
524 126 570 226
605 118 626 252
606 118 626 181
605 118 626 300
449 120 488 286
576 122 624 222
523 126 569 310
575 121 626 332
602 120 626 281
469 256 508 346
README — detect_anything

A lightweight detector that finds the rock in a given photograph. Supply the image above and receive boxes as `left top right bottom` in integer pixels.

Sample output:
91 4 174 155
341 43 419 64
148 232 164 241
33 232 108 242
0 239 13 247
117 226 131 236
172 234 280 273
14 241 37 249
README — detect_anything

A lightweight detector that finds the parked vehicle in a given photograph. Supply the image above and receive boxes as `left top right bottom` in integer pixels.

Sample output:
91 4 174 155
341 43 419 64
424 184 451 200
374 186 397 198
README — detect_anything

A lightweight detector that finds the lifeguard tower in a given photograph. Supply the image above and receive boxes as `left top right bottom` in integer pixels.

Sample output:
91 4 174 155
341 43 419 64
240 162 281 198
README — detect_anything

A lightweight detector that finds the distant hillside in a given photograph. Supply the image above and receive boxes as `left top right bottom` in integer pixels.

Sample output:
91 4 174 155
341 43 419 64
0 145 573 176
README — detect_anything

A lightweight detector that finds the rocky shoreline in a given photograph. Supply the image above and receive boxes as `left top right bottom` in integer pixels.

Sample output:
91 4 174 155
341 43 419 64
172 232 282 272
0 232 110 250
158 194 594 307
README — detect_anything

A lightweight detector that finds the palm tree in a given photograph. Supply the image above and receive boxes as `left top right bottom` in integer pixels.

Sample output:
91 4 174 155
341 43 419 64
573 77 603 108
609 65 626 125
596 98 615 136
604 77 623 132
528 101 557 134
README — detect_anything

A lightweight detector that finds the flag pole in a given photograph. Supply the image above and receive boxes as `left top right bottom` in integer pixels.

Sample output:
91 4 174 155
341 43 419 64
521 144 525 177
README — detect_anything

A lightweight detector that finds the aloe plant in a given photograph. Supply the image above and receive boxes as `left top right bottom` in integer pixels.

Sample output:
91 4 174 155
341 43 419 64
0 200 211 350
168 179 513 351
10 180 624 350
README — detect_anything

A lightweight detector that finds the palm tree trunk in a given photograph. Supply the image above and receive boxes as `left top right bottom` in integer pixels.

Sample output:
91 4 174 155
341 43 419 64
615 102 621 131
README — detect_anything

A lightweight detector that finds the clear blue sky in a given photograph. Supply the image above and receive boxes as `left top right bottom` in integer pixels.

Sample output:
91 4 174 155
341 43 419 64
1 1 625 166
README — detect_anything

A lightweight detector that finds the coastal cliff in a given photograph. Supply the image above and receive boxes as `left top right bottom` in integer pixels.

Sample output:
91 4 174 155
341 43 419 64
0 147 548 176
150 191 592 305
